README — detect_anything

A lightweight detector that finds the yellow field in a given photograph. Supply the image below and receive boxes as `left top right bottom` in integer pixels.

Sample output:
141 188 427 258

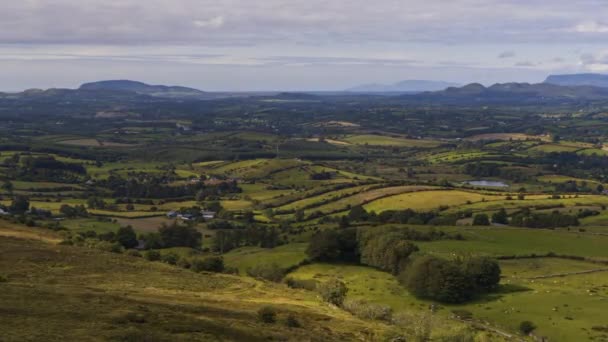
465 133 550 141
294 185 439 216
344 134 441 148
363 190 502 212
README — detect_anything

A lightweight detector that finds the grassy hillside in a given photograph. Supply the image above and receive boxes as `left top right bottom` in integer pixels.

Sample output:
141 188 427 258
0 225 395 342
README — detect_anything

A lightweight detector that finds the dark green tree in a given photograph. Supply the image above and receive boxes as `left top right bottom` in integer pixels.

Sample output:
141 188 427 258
115 226 138 249
491 208 508 224
472 213 490 226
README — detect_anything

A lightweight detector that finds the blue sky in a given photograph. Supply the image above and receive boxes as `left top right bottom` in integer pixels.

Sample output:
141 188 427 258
1 0 608 91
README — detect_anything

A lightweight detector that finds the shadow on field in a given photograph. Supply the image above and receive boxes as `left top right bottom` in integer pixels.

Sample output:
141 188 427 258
469 284 533 304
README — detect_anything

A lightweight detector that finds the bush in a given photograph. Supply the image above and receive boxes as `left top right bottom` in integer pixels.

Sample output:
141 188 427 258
177 257 191 269
472 214 490 226
191 256 224 273
246 263 286 282
257 306 277 323
519 321 536 335
343 299 392 321
124 249 142 257
161 252 179 265
285 314 301 328
285 277 318 291
0 274 7 283
94 241 123 253
317 278 348 307
144 250 161 261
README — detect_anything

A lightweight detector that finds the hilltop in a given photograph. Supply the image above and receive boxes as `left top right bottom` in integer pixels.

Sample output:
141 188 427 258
79 80 207 99
545 73 608 88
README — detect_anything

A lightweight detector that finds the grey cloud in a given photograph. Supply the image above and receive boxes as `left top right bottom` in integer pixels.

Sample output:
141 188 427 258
498 51 516 59
256 56 419 66
514 61 539 67
1 0 608 46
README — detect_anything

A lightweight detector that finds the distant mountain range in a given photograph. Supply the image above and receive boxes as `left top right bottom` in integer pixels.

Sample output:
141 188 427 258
399 82 608 105
346 80 461 93
79 80 206 98
544 73 608 88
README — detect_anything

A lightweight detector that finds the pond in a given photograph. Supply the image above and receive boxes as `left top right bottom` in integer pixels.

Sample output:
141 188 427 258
465 180 509 187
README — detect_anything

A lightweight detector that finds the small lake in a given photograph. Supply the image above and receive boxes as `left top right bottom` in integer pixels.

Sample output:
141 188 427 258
465 180 509 187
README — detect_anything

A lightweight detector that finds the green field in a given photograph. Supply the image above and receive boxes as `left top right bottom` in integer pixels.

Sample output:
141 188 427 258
224 243 308 274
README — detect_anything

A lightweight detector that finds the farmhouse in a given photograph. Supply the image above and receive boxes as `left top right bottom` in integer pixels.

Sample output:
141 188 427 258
0 208 8 215
201 210 216 219
178 213 194 221
166 210 178 218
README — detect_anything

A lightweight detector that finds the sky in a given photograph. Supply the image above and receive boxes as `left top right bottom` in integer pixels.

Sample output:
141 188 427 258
1 0 608 91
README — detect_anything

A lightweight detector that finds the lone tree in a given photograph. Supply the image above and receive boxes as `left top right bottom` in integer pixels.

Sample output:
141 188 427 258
317 278 348 307
9 196 29 214
491 208 508 224
115 226 138 249
473 213 490 226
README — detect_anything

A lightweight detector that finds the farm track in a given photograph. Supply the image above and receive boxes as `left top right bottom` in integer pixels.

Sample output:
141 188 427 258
526 268 608 280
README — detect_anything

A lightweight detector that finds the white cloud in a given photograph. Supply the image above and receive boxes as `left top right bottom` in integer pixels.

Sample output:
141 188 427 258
193 16 224 29
573 21 608 33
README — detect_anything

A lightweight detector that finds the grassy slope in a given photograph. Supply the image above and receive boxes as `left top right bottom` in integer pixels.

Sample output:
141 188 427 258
0 225 396 342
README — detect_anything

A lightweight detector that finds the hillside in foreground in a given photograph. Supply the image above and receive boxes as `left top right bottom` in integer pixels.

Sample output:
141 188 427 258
0 224 388 342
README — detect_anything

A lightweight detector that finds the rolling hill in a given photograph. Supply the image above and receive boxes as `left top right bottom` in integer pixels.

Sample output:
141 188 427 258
79 80 207 99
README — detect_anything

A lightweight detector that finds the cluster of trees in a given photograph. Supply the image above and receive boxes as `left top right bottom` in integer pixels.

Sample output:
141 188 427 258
97 175 241 199
401 255 501 303
307 227 501 304
212 226 283 253
358 229 419 275
8 156 86 182
309 171 335 180
554 180 604 193
59 204 89 218
307 226 461 266
511 210 579 228
141 221 202 249
345 205 460 226
540 152 608 182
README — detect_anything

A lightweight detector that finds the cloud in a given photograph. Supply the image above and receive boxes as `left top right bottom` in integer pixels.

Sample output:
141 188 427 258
514 61 538 67
573 21 608 33
193 16 225 29
498 51 516 59
0 0 607 46
256 56 419 66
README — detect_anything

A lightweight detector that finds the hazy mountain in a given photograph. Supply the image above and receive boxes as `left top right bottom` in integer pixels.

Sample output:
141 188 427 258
347 80 461 93
544 73 608 88
79 80 206 98
399 82 608 105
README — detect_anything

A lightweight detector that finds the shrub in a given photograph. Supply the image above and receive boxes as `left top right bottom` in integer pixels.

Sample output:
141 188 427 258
191 256 225 273
285 314 301 328
317 278 348 307
257 306 277 324
343 299 392 321
0 274 7 283
519 321 536 335
161 252 179 265
124 249 142 257
472 214 490 226
285 277 318 291
246 263 286 282
144 250 161 261
177 257 191 269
